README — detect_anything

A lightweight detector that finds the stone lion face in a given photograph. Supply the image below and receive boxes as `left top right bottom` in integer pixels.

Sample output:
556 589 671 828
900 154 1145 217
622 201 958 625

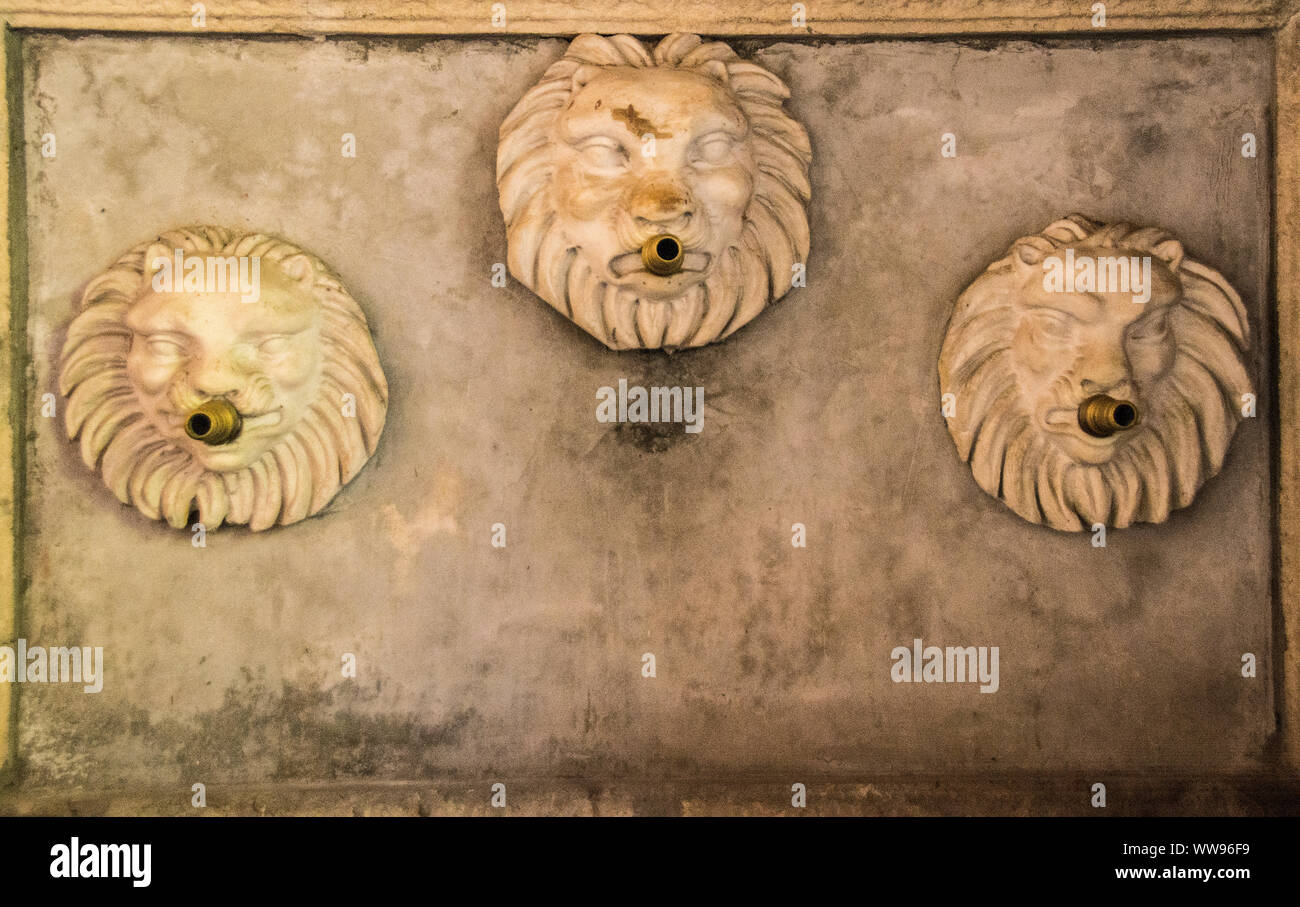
60 228 388 531
125 254 324 473
552 67 754 299
1008 241 1182 466
497 33 811 351
938 216 1251 531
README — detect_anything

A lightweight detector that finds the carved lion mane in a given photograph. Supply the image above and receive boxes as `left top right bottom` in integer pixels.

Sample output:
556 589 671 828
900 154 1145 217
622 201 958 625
497 32 812 351
938 215 1251 530
59 227 388 531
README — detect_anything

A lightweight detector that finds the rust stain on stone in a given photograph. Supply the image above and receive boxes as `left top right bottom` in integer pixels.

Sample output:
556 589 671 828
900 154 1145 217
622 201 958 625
611 104 672 139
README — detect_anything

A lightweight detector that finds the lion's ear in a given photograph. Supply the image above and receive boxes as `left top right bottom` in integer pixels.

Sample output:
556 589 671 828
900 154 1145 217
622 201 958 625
697 60 730 84
141 242 174 290
1151 239 1184 272
1012 237 1051 273
570 64 604 93
278 253 316 289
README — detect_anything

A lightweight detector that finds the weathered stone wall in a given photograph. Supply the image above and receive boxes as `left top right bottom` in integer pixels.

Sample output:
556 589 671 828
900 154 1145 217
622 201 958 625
11 33 1274 807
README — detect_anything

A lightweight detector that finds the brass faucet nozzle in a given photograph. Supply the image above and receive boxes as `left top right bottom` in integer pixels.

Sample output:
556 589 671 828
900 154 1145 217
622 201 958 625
641 234 685 276
1078 394 1140 438
185 398 242 446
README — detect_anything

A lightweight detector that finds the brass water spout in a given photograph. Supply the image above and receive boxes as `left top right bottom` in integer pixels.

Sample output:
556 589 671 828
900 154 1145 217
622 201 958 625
641 234 684 276
185 398 242 446
1078 394 1140 438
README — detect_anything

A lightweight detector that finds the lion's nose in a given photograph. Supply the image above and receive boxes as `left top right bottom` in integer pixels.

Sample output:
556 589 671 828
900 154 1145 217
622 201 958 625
191 358 244 398
1080 376 1135 400
1077 345 1134 394
627 177 694 227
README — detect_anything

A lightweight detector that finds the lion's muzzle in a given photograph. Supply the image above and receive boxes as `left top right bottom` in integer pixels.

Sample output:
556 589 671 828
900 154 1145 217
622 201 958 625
1078 394 1140 437
185 398 243 446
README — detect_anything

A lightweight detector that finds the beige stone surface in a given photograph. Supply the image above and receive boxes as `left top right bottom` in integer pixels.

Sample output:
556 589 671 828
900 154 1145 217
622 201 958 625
0 26 16 780
0 1 1294 34
1275 9 1300 768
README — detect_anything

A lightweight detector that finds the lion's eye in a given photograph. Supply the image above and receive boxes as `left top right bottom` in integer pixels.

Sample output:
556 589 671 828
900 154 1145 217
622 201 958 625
578 139 627 170
1129 313 1170 342
693 133 735 165
258 336 291 356
144 336 186 358
1029 310 1074 342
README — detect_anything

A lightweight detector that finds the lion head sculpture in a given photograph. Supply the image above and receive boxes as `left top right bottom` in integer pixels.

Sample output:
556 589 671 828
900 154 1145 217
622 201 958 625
937 215 1251 531
59 227 388 531
496 32 812 351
